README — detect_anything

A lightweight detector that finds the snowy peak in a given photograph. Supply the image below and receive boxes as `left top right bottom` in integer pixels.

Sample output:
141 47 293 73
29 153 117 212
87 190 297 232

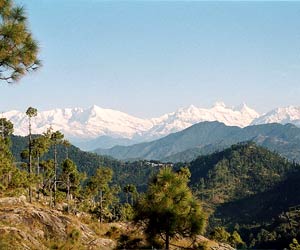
251 105 300 126
3 102 259 146
145 102 259 138
212 101 227 108
2 106 152 139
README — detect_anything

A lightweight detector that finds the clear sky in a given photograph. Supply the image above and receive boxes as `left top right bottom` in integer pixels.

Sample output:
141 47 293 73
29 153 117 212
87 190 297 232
1 0 300 117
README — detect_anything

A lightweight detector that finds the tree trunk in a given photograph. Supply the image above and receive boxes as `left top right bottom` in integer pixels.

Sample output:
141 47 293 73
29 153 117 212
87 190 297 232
28 117 32 203
67 175 70 213
49 186 53 208
99 189 103 223
54 143 57 206
37 155 40 200
131 192 134 206
165 232 170 250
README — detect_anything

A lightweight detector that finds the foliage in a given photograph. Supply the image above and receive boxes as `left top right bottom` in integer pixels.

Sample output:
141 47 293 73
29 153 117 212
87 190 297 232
116 234 144 250
290 239 300 250
123 184 137 205
0 0 40 83
189 142 299 205
135 166 206 249
205 144 300 249
0 120 29 194
59 158 84 212
119 203 134 221
0 117 13 139
84 167 120 222
210 227 245 248
209 227 231 243
11 134 162 195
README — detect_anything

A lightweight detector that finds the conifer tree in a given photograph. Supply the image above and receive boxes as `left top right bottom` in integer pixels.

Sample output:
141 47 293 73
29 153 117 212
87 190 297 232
123 184 137 205
50 130 64 206
0 0 41 83
85 167 117 223
31 135 51 199
0 118 14 190
0 118 29 192
135 167 206 250
60 158 81 212
62 139 71 159
0 117 13 140
25 106 37 202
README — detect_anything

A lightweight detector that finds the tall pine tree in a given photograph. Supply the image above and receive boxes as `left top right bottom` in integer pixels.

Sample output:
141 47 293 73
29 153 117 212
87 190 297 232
0 0 40 83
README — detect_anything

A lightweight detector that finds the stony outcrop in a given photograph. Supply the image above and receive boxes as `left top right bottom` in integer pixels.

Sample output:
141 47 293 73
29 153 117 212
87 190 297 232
0 196 234 250
0 196 116 250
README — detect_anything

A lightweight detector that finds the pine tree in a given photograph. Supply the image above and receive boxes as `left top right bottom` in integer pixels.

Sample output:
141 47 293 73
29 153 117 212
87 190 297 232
50 130 64 206
25 106 37 203
85 167 118 223
60 158 81 212
0 118 14 190
62 140 71 159
0 0 41 83
0 117 13 140
135 167 206 250
123 184 137 205
0 118 29 193
31 135 51 199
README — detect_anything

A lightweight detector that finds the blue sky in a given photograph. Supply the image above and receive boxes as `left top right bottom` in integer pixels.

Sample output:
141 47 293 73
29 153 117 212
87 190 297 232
1 0 300 117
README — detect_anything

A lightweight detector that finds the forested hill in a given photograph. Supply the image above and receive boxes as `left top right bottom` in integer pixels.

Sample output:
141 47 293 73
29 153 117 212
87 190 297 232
11 135 120 176
189 142 299 204
215 170 300 249
10 135 161 192
96 121 300 163
186 142 300 249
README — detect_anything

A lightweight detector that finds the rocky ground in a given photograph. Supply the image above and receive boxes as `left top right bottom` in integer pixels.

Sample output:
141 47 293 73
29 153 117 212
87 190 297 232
0 196 234 250
0 196 115 250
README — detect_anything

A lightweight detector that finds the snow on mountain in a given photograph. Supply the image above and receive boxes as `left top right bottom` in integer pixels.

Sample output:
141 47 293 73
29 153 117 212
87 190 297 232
2 103 259 146
251 106 300 126
145 102 259 138
3 105 152 139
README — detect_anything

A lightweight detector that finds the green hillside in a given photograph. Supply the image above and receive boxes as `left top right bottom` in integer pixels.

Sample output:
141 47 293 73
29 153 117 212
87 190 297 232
186 142 300 249
188 142 298 204
10 135 161 192
214 170 300 249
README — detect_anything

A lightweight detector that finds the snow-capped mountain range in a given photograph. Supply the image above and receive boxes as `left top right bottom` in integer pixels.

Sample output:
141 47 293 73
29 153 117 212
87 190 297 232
251 106 300 127
2 102 300 149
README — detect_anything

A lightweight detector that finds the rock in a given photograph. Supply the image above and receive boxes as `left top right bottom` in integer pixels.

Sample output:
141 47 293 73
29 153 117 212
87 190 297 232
0 195 27 206
0 196 117 250
87 238 116 250
195 235 235 250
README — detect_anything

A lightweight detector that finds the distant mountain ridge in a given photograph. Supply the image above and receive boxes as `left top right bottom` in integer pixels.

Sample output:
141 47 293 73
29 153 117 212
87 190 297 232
95 121 300 163
251 105 300 126
4 103 300 150
3 102 258 149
